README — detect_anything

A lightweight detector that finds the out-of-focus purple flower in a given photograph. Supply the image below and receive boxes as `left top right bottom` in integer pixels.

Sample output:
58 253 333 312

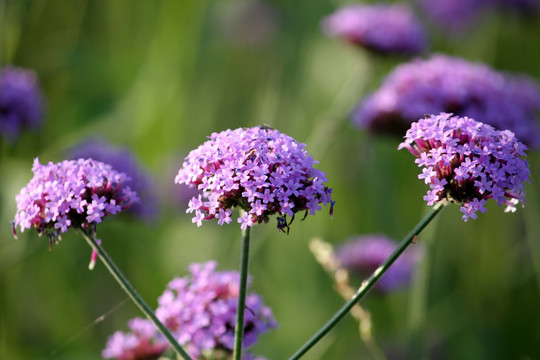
69 139 158 222
13 158 139 245
0 66 43 139
102 318 169 360
353 54 540 148
418 0 487 31
175 126 333 232
418 0 539 32
399 113 530 221
156 261 277 359
103 261 276 360
335 235 424 292
321 4 427 56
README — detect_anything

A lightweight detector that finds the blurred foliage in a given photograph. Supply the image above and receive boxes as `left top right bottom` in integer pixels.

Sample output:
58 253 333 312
1 0 540 359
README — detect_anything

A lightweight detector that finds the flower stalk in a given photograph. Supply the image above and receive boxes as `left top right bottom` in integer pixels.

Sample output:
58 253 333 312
233 223 252 360
288 201 446 360
79 228 193 360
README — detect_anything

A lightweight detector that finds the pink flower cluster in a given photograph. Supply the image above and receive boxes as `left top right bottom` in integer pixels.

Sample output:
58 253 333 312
13 158 139 243
102 318 169 360
399 113 530 221
321 4 427 56
176 126 333 231
102 261 276 360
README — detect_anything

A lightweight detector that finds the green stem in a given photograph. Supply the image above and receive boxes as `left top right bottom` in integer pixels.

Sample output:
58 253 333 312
79 229 193 360
233 225 252 360
288 202 446 360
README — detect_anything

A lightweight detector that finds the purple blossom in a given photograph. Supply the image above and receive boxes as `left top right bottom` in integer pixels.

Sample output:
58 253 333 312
418 0 487 31
102 318 169 360
399 113 530 221
13 158 139 245
69 139 158 222
335 235 424 292
175 126 333 231
0 66 43 139
321 4 427 56
156 261 277 359
353 54 540 148
418 0 539 31
103 261 276 360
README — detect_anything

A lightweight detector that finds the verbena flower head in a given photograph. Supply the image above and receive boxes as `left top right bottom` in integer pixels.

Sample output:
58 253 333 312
175 126 333 231
335 235 423 292
418 0 539 31
146 261 276 359
353 54 540 148
399 113 530 221
69 139 158 222
13 158 139 244
102 318 169 360
321 4 427 56
0 66 43 139
418 0 487 31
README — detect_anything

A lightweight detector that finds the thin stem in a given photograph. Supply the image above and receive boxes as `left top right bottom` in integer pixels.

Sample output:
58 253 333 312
288 202 446 360
79 229 193 360
233 225 252 360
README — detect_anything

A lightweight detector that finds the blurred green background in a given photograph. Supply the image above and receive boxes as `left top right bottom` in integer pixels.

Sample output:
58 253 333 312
1 0 540 359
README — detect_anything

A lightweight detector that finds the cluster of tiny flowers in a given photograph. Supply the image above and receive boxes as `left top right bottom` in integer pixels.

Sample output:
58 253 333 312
102 318 169 360
156 261 277 359
13 158 139 244
176 126 333 231
353 54 540 148
335 235 424 292
418 0 539 31
69 138 158 222
399 113 530 221
103 261 277 360
0 66 43 139
321 4 427 56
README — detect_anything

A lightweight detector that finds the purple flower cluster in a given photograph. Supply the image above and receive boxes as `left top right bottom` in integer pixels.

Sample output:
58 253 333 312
353 54 540 148
13 158 139 244
335 235 423 292
102 318 169 360
103 261 277 360
321 4 427 56
399 113 530 221
69 139 158 222
0 66 43 139
418 0 539 31
175 126 333 231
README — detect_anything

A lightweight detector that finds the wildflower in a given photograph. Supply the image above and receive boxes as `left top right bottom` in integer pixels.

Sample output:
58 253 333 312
399 113 530 221
69 138 158 222
175 126 333 230
156 261 277 359
102 318 169 360
417 0 487 31
321 4 427 56
104 261 276 360
13 158 139 245
418 0 539 32
353 54 540 148
0 66 43 139
335 235 423 292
